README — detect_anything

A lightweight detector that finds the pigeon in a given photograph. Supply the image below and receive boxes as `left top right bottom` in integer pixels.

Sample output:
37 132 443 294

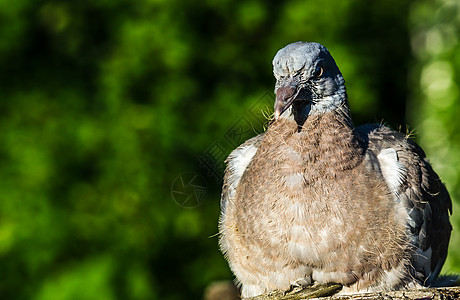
218 42 452 298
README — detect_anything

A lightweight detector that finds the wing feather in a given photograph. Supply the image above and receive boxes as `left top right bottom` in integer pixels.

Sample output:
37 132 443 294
355 124 452 285
220 134 264 214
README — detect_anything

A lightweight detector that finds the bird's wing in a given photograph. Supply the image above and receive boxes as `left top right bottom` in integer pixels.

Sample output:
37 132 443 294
355 124 452 285
220 133 265 214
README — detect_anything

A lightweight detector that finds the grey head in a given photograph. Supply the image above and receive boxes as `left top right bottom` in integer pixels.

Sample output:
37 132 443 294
272 42 347 124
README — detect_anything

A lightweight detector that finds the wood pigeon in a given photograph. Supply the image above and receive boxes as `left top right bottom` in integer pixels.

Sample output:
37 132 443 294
218 42 452 298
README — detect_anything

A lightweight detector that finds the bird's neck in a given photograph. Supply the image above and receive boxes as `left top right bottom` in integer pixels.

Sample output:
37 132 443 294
267 108 363 180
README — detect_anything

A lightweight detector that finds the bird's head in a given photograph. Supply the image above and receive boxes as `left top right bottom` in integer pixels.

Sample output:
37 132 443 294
272 42 347 124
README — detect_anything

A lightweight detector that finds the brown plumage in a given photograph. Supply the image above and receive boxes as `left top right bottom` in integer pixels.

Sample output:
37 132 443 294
218 42 452 298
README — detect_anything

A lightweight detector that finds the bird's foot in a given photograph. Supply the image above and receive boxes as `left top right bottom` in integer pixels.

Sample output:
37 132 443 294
246 282 342 300
287 277 313 293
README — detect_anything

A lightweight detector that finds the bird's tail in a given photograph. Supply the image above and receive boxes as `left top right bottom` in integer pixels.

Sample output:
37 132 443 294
430 274 460 287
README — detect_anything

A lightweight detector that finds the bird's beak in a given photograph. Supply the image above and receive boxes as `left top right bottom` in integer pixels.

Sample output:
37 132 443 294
274 79 302 120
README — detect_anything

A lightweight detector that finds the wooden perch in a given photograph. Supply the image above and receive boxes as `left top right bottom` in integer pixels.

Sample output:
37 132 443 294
329 286 460 299
244 284 460 300
205 281 460 300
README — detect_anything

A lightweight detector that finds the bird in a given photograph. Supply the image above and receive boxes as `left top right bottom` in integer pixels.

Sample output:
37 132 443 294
218 42 452 298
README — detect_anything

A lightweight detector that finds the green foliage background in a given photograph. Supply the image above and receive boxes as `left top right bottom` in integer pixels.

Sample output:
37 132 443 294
0 0 459 299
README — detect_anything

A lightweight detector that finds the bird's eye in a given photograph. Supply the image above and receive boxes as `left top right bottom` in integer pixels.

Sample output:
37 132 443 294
314 65 323 78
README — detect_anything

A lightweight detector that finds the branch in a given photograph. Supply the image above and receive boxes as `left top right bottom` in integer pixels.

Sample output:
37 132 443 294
205 281 460 300
245 284 460 300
